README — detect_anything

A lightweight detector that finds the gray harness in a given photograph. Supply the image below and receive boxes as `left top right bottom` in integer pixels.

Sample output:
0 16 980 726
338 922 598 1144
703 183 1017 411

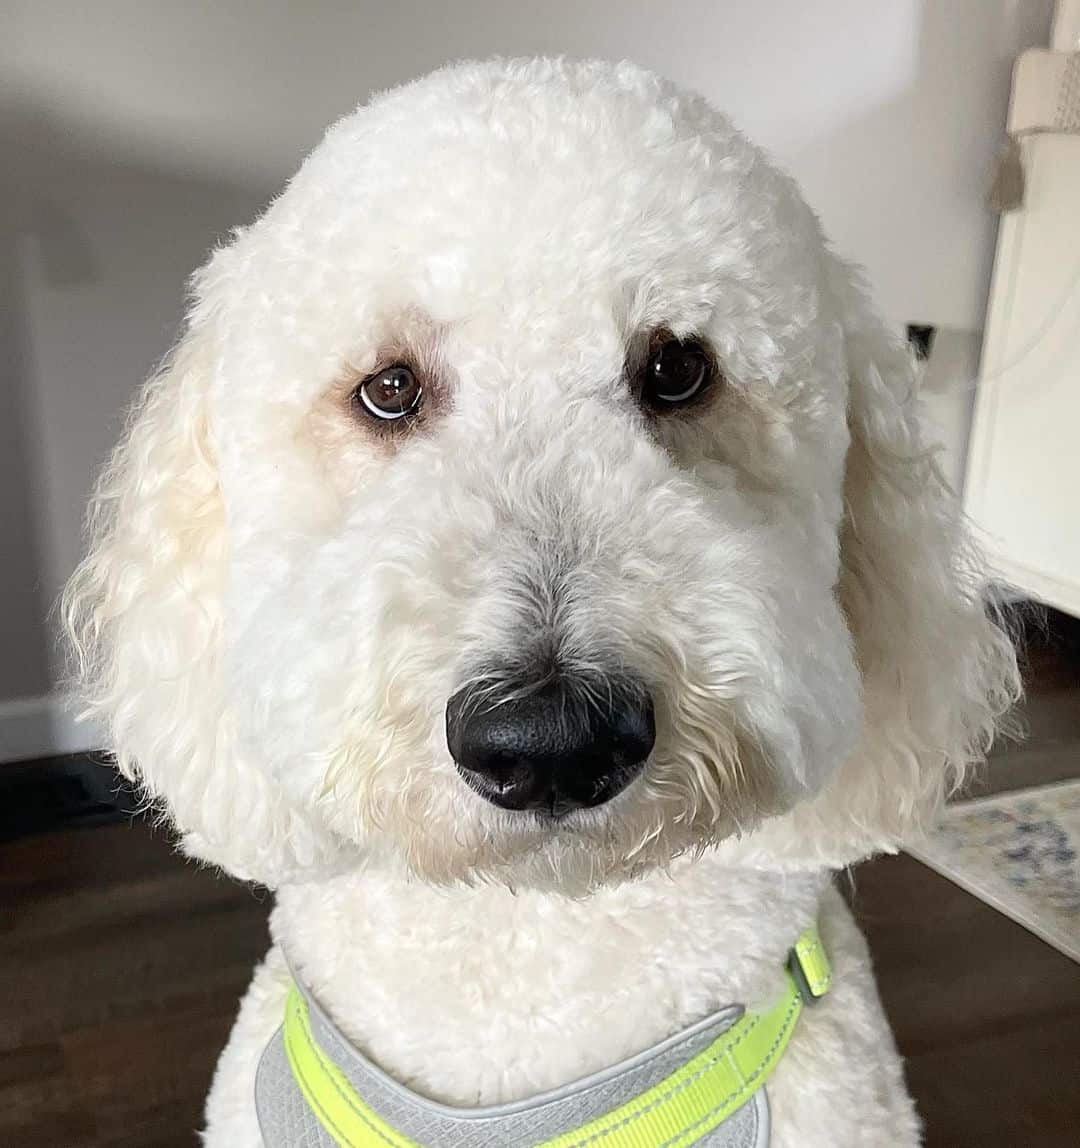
255 976 769 1147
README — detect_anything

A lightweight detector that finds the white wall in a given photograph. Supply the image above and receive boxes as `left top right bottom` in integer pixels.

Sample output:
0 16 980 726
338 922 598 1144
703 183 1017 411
918 329 984 495
0 1 1055 757
7 0 1056 326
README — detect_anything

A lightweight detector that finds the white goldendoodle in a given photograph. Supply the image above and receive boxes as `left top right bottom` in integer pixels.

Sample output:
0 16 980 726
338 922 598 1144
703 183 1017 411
65 58 1018 1147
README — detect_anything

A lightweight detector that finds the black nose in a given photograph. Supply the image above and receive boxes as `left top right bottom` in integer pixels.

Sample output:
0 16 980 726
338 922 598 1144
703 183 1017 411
446 675 655 816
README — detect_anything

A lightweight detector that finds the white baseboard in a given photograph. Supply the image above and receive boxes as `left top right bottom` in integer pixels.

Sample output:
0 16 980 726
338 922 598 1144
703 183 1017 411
0 694 105 763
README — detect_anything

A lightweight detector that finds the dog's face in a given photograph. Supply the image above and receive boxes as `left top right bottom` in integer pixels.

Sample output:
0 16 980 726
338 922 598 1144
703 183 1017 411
66 60 1015 890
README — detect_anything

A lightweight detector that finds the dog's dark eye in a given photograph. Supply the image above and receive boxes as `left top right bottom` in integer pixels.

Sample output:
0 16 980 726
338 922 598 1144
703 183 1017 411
354 365 423 421
642 338 713 408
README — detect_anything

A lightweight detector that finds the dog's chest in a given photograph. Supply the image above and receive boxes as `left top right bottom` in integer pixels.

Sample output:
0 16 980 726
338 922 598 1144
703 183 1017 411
271 858 828 1108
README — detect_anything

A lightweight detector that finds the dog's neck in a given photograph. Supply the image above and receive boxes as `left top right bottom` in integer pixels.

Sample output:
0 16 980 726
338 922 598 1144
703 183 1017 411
272 852 829 1106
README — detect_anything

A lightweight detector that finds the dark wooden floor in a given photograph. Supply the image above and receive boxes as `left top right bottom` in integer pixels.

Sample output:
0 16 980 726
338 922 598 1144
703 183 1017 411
2 614 1078 1147
855 611 1080 1148
1 817 271 1146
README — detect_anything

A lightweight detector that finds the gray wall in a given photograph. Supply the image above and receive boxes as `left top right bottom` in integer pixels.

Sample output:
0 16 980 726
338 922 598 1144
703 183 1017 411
1 100 266 756
0 1 1054 757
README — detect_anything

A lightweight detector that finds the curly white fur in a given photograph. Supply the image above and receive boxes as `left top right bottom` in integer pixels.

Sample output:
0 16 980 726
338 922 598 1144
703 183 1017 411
64 58 1017 1146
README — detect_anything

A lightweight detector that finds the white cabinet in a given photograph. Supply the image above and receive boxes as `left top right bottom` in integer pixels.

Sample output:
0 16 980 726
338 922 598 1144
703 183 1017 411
965 134 1080 617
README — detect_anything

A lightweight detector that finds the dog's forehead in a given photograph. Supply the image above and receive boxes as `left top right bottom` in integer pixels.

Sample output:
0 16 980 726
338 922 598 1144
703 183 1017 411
213 59 830 399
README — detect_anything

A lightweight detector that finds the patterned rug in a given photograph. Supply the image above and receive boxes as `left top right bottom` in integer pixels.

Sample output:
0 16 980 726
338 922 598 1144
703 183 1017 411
907 780 1080 963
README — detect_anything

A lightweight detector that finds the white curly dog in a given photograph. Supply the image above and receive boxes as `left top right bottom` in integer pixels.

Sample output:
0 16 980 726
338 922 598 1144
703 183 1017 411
65 58 1017 1147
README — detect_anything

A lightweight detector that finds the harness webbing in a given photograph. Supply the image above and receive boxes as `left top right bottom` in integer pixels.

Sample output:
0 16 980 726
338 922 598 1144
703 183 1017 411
282 924 831 1148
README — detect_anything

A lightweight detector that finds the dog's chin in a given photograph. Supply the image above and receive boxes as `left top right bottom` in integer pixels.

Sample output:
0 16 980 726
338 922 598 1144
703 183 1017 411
391 783 782 897
324 727 800 894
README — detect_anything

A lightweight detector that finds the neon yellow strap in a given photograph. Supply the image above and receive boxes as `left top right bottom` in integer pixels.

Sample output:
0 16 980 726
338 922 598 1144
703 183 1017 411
284 989 415 1147
283 925 830 1148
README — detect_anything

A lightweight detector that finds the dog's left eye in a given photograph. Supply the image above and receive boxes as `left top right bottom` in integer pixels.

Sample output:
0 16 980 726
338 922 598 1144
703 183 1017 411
354 365 423 421
642 338 713 408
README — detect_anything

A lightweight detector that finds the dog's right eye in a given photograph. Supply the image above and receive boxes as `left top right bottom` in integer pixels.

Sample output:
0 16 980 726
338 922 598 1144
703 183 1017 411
641 337 714 409
353 365 423 421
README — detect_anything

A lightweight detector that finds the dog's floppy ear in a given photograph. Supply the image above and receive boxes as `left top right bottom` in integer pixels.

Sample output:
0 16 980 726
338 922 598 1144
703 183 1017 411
794 259 1019 861
63 287 339 886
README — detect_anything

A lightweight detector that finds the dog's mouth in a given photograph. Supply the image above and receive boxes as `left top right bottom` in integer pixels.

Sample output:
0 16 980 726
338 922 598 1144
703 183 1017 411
456 755 648 820
445 671 656 818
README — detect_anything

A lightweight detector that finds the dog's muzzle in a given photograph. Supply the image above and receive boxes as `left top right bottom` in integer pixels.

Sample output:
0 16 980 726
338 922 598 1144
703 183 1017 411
445 674 655 816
